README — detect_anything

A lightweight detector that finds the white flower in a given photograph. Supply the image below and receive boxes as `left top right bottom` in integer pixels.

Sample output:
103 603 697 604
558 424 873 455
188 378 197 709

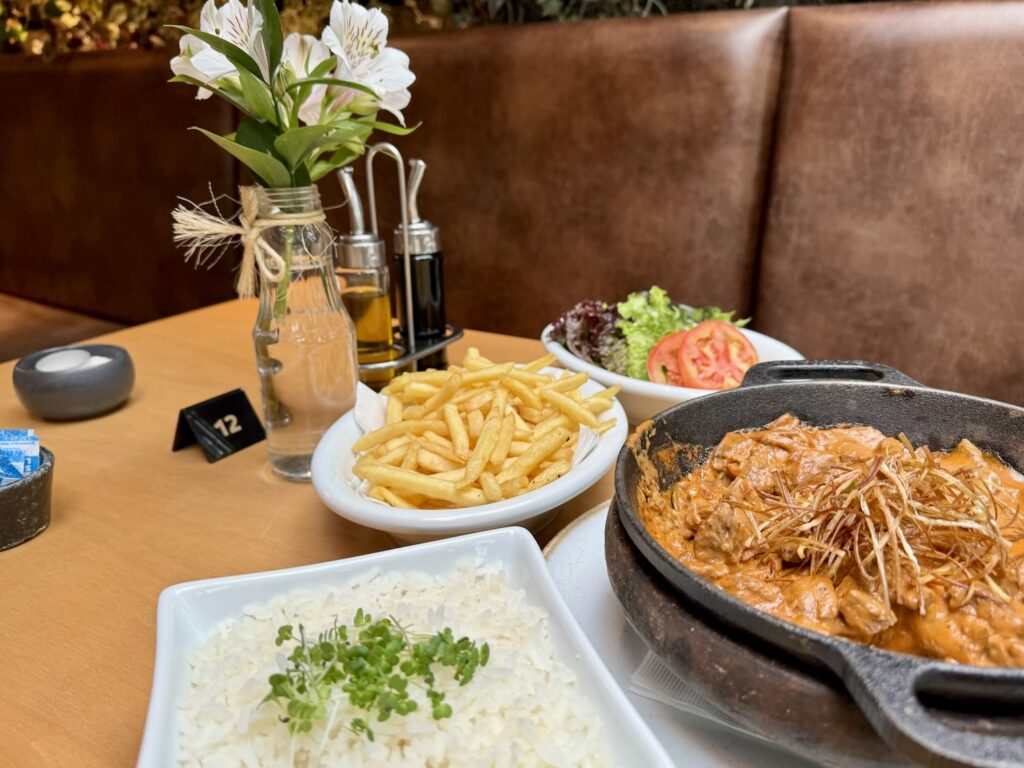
281 33 332 125
321 0 415 125
170 0 270 100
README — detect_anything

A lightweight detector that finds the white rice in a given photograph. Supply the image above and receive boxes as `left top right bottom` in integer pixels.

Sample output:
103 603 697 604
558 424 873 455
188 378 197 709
176 561 611 767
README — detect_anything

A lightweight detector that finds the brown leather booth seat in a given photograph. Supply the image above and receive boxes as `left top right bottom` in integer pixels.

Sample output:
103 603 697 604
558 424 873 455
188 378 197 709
382 3 1023 403
0 51 238 329
0 294 123 362
756 2 1024 403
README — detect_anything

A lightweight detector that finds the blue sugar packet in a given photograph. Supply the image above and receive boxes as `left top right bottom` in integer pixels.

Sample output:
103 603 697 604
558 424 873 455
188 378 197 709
0 430 39 485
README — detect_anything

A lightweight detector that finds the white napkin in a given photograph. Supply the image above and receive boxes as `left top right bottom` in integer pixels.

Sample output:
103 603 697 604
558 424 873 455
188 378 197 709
354 382 387 433
351 382 605 504
629 651 758 737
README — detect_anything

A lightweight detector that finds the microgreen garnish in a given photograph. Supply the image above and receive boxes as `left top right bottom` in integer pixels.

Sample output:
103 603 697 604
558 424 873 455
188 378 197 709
262 609 489 741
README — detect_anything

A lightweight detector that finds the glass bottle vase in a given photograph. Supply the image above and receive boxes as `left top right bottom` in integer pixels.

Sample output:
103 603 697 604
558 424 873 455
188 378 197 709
252 186 358 481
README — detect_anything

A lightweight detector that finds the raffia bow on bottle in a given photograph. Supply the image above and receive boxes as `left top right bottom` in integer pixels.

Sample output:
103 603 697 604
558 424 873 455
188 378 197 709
171 186 327 298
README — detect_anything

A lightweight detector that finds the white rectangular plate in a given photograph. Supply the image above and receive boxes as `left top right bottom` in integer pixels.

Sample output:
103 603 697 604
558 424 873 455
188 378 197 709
138 526 673 767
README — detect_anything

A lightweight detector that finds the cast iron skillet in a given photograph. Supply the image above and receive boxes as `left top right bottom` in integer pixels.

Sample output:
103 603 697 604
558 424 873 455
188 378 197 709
615 360 1024 768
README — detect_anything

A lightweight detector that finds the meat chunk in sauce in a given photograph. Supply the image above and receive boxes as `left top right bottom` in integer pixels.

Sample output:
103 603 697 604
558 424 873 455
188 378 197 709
694 503 753 565
836 577 896 637
634 414 1024 668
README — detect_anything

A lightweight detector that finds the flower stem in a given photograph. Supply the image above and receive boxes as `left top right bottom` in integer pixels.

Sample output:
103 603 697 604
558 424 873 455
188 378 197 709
274 225 293 323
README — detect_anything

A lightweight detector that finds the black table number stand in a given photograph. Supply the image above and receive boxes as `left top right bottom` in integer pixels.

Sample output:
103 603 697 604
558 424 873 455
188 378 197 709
172 388 266 463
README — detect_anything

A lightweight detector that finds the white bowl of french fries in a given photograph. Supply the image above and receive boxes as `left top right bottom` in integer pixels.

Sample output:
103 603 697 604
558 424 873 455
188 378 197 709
311 348 628 543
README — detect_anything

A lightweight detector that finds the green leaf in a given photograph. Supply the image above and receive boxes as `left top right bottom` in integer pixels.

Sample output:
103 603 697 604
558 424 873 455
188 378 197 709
361 119 420 137
190 127 291 187
287 58 338 125
308 58 337 80
292 164 312 187
273 125 334 169
253 0 283 76
167 26 264 80
237 68 277 124
285 76 378 100
234 116 278 154
309 147 360 182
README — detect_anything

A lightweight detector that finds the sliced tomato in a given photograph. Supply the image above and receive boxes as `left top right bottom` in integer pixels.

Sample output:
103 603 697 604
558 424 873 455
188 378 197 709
646 330 690 385
677 321 759 390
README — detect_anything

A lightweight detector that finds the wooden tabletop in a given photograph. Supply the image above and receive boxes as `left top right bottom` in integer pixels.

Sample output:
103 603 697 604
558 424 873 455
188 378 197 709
0 300 614 767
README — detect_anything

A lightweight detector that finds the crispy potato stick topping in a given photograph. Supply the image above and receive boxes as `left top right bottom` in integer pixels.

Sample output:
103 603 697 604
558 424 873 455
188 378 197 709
350 349 619 510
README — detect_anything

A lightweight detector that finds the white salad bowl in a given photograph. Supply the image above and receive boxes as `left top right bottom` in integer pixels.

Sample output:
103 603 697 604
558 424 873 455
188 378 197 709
311 377 628 543
137 527 673 768
541 324 803 423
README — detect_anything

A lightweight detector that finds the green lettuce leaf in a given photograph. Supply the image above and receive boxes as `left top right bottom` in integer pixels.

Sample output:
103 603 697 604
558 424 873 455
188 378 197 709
616 286 750 380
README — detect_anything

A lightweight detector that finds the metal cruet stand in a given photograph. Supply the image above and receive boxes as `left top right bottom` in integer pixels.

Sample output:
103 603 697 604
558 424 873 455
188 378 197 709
359 142 463 375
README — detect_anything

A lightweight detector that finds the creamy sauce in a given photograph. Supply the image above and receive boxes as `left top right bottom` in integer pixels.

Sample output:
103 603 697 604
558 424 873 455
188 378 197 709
636 415 1024 667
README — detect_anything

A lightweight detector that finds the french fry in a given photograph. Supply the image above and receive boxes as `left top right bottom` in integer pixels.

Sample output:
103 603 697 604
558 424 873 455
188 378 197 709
421 432 463 467
443 404 471 460
490 412 515 467
594 418 617 434
352 419 449 452
500 476 528 497
508 368 551 387
534 413 571 438
370 486 417 509
521 353 557 373
450 486 489 507
508 440 530 457
462 348 495 367
539 389 599 428
583 397 616 414
375 443 411 466
354 463 456 503
496 427 573 483
427 468 466 482
542 371 588 393
500 375 543 410
403 382 441 400
479 471 502 502
467 409 484 440
417 449 460 473
462 363 515 386
386 396 404 425
519 406 546 424
551 434 578 463
462 355 496 372
458 388 496 413
385 370 451 392
512 410 531 434
383 435 411 451
401 439 420 470
529 460 571 490
404 373 463 419
460 390 507 487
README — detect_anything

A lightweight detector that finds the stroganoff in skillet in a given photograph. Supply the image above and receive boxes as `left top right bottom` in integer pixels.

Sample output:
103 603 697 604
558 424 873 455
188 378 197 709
635 414 1024 667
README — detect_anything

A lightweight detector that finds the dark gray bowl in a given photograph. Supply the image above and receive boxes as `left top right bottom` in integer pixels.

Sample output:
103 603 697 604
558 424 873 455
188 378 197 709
0 447 53 551
13 344 134 420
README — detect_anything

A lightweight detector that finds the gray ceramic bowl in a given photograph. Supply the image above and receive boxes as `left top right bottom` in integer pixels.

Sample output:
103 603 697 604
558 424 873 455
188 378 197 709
0 447 54 551
13 344 134 420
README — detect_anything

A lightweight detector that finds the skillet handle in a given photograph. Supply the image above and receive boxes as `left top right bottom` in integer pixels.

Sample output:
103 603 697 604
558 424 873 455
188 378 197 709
740 360 921 388
838 645 1024 768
